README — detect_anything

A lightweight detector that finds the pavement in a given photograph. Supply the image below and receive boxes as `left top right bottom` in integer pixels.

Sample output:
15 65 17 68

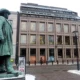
13 64 80 80
33 70 80 80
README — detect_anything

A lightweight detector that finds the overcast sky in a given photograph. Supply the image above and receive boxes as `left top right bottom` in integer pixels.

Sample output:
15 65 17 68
0 0 80 16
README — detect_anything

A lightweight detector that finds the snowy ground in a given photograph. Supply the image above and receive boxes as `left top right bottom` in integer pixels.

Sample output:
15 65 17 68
68 70 80 75
25 74 35 80
0 74 35 80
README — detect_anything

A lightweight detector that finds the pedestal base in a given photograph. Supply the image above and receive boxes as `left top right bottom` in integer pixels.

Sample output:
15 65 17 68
0 74 25 80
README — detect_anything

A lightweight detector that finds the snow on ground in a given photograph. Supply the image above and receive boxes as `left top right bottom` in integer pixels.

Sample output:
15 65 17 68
25 74 35 80
68 70 80 75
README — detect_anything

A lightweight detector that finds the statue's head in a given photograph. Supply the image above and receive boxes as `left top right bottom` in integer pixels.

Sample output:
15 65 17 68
0 9 11 19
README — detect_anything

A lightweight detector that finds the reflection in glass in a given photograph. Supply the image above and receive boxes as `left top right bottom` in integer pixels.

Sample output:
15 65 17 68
64 24 69 33
57 36 62 45
56 24 61 32
39 23 45 31
21 22 27 31
48 23 53 32
71 25 76 32
30 35 36 44
40 35 45 44
48 49 54 62
58 49 63 58
49 35 54 44
31 22 36 31
20 35 27 44
66 49 71 58
65 36 70 45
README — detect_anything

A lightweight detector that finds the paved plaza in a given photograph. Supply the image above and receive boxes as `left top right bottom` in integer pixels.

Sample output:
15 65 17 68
14 65 80 80
33 70 80 80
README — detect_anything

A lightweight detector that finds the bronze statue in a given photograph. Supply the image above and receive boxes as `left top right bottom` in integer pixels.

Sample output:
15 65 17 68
0 9 17 75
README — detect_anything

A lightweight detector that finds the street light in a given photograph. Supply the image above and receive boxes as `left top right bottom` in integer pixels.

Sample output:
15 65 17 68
73 31 79 70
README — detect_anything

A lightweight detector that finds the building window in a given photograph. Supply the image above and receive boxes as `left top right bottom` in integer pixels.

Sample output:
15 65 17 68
20 35 27 44
66 49 71 58
65 36 70 45
71 25 76 32
40 49 46 63
56 23 61 33
30 49 36 63
78 25 80 34
30 35 36 44
58 49 63 58
73 36 76 45
21 21 27 31
57 36 62 45
64 24 69 33
47 23 53 32
48 49 54 62
30 22 36 31
74 49 78 58
39 23 45 32
20 48 26 57
40 35 45 44
48 35 54 44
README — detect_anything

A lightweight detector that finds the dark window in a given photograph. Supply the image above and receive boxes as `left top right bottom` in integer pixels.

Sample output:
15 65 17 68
66 49 71 58
58 49 63 58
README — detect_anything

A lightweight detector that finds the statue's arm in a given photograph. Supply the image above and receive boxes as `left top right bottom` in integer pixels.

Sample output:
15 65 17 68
0 17 5 41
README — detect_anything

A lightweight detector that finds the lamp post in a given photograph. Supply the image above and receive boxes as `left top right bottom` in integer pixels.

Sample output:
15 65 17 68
73 31 79 70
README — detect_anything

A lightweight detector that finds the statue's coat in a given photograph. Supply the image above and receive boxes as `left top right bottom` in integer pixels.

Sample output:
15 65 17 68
0 16 13 56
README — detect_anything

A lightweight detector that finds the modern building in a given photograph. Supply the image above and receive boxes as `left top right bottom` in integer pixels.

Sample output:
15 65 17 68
8 12 18 60
18 3 80 63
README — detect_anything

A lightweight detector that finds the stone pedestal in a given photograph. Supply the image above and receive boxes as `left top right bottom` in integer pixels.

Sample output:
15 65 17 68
0 74 25 80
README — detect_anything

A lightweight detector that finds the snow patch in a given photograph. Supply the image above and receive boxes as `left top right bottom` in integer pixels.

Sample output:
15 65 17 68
68 70 80 75
25 74 35 80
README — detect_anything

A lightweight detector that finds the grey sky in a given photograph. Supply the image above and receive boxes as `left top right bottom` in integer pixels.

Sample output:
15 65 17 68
0 0 80 16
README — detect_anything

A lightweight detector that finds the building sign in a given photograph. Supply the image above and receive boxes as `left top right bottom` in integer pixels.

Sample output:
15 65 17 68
18 57 25 74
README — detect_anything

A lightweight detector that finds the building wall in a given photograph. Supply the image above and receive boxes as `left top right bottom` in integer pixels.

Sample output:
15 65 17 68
18 15 80 63
8 12 18 59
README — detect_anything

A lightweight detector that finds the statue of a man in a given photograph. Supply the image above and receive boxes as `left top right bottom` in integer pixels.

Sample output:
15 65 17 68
0 9 17 74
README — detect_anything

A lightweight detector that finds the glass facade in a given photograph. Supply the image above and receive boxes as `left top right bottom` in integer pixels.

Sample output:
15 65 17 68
47 23 53 32
64 24 69 33
20 35 27 44
71 25 76 32
66 49 71 58
48 35 54 44
57 36 62 45
40 35 45 44
65 36 70 45
21 21 27 31
58 49 63 58
30 35 36 44
56 24 61 33
39 23 45 32
30 22 36 31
